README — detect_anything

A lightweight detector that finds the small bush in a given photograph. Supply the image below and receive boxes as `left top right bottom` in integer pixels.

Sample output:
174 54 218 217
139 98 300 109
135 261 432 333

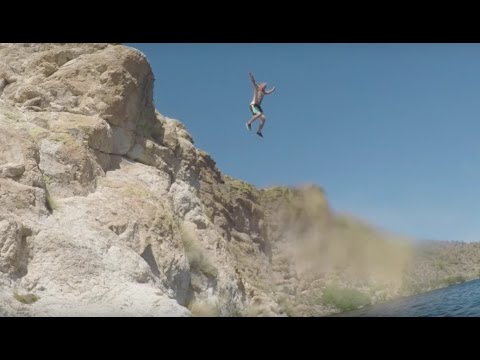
186 246 218 278
231 307 244 317
444 275 466 286
42 174 54 186
181 225 218 278
189 300 219 317
14 292 39 304
277 295 296 317
321 286 370 312
228 179 256 194
45 193 58 212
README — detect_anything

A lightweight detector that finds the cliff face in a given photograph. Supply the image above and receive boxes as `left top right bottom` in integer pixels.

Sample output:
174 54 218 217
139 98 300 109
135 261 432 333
0 43 190 316
0 43 456 317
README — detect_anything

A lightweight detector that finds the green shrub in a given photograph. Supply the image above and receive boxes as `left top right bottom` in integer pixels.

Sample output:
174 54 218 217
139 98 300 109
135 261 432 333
14 292 39 304
321 286 370 312
444 275 466 286
45 193 58 212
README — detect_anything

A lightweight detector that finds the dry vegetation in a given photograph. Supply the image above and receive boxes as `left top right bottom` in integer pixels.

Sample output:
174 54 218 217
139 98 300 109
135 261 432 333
253 185 480 316
180 223 218 278
402 240 480 295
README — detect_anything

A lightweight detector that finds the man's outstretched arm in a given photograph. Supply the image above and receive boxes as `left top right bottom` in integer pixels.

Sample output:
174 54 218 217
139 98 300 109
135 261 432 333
264 86 276 95
249 72 257 88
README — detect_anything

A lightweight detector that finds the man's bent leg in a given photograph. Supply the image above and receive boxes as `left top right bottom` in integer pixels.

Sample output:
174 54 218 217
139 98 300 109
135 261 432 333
257 115 266 133
248 113 262 125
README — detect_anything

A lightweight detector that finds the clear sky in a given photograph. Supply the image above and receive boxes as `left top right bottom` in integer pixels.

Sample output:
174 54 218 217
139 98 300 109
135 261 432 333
127 43 480 242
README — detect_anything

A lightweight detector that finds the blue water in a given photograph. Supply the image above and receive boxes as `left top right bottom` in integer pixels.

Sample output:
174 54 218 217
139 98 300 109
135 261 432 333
335 278 480 317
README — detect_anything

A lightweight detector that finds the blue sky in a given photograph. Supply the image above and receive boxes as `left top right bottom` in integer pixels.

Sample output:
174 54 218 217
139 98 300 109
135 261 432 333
127 44 480 242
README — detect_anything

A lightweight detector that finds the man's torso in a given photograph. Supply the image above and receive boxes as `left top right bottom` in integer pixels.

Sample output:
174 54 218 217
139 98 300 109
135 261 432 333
251 88 265 105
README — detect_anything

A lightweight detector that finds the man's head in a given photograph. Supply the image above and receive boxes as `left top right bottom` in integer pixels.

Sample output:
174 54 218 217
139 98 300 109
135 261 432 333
259 82 267 92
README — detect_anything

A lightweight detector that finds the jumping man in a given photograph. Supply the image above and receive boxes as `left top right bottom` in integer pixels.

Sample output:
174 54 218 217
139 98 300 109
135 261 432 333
246 72 276 138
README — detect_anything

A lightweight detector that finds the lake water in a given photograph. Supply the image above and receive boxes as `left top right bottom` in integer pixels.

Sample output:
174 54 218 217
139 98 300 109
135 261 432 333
335 278 480 316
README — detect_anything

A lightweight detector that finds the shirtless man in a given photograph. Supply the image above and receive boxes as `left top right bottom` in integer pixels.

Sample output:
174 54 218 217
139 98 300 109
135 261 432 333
245 72 276 138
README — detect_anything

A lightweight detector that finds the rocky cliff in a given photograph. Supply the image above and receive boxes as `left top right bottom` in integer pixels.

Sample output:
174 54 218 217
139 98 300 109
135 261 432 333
1 43 466 317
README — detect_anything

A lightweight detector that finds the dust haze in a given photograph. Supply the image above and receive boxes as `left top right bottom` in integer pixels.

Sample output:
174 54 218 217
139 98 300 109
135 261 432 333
270 185 413 290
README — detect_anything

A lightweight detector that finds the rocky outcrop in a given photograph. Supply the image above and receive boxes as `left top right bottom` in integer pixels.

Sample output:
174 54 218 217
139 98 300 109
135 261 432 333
0 43 423 317
0 44 189 316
